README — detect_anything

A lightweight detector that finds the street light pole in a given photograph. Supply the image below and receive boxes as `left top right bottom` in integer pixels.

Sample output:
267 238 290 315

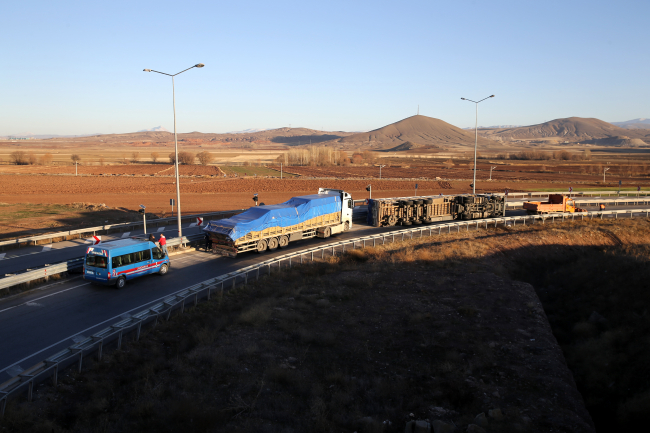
144 64 204 241
379 164 386 179
461 95 494 194
603 167 609 184
489 166 496 181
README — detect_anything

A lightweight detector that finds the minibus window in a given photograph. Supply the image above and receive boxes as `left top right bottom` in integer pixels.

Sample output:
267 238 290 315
86 255 107 269
152 247 165 260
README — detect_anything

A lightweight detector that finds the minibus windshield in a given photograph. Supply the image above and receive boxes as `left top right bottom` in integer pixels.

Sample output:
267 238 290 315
86 255 108 268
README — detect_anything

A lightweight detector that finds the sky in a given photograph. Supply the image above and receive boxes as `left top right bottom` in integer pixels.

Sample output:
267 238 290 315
1 0 648 136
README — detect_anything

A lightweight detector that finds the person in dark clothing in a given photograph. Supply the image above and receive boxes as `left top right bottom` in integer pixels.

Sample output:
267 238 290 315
149 233 156 243
204 233 213 252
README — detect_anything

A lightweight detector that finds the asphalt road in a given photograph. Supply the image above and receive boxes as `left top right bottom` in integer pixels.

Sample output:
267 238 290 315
1 202 647 381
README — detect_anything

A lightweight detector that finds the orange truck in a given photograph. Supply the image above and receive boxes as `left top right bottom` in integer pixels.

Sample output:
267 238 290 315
523 194 587 214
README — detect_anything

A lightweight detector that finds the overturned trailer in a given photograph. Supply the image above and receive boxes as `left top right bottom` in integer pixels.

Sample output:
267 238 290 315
367 194 505 227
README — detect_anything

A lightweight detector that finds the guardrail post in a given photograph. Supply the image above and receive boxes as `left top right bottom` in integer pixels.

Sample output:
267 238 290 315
1 394 6 417
244 272 248 285
289 257 292 268
232 277 236 291
300 254 303 264
257 267 260 280
117 330 123 350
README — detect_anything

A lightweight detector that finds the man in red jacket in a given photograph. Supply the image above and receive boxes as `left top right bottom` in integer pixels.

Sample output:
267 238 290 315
159 234 168 256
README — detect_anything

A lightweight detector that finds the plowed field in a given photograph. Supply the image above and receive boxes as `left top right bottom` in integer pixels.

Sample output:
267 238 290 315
0 174 609 218
0 164 224 176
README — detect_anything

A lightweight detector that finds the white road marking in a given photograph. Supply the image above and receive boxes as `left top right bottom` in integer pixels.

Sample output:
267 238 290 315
25 302 44 308
121 232 131 238
71 335 86 343
0 253 5 260
0 281 216 376
157 227 165 232
0 282 91 314
6 365 23 377
42 244 52 252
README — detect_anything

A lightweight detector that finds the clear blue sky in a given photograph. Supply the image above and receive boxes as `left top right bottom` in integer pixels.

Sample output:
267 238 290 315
2 0 648 135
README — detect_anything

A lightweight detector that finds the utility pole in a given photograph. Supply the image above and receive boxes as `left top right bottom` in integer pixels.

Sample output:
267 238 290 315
280 163 283 179
603 167 610 184
489 166 496 181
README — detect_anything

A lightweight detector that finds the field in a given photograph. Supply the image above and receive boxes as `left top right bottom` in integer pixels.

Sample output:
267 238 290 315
7 219 650 432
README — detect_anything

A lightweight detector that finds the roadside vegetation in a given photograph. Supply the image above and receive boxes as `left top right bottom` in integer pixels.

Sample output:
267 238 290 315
6 218 649 432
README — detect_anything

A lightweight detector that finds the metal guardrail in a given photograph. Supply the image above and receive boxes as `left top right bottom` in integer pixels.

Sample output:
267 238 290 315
0 210 245 249
0 234 204 292
2 207 650 414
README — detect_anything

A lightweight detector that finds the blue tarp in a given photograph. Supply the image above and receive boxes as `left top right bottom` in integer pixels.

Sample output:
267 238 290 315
203 193 342 242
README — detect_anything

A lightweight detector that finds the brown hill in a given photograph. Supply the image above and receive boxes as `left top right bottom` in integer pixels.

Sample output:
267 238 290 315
52 128 354 146
483 117 648 142
339 115 495 149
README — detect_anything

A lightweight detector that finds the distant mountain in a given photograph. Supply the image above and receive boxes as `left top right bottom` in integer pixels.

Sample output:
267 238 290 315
137 126 169 132
464 125 521 130
339 115 496 149
225 128 273 134
611 118 650 130
483 117 648 140
4 132 103 139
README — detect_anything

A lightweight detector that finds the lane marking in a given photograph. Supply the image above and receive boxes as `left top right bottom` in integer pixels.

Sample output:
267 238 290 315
121 232 131 238
41 245 52 252
25 302 44 308
0 282 214 376
0 282 91 314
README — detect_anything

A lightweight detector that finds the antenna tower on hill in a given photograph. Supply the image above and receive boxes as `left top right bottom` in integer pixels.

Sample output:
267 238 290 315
417 105 419 115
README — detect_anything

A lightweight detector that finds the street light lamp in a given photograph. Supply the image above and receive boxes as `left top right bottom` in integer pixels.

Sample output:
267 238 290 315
143 63 204 240
379 164 386 179
603 167 610 184
461 95 495 194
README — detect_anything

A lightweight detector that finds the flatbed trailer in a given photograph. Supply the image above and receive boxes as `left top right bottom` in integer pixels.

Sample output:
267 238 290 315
204 188 353 257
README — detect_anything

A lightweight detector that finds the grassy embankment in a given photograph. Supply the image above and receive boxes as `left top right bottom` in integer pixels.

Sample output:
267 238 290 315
4 219 650 432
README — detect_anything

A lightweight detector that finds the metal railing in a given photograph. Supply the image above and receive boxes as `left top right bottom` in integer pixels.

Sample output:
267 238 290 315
0 234 204 292
0 210 245 250
1 208 649 415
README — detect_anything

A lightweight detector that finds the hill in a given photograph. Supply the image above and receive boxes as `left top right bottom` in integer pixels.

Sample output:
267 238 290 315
339 115 496 149
45 127 354 146
482 117 648 142
611 118 650 130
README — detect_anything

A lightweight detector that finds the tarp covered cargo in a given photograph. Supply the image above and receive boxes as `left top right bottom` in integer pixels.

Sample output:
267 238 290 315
203 193 342 242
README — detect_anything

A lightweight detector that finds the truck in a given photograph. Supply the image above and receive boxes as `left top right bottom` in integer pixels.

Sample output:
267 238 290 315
203 188 353 257
523 194 587 215
367 194 505 227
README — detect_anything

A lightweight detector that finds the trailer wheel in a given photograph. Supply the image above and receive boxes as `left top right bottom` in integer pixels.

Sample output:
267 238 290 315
256 239 268 253
413 220 422 225
323 227 332 238
413 199 423 205
387 215 397 226
400 200 413 206
402 220 412 226
423 198 433 204
268 237 279 250
278 235 289 248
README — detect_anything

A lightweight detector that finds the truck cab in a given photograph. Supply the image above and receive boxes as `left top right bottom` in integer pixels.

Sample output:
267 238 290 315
318 188 353 231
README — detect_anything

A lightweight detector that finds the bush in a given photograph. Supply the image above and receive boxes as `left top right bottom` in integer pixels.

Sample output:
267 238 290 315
71 154 81 163
169 152 176 164
151 152 159 163
178 151 195 165
10 151 26 165
197 151 213 166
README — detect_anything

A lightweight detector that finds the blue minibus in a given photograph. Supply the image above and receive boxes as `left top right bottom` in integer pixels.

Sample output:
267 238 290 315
83 239 170 288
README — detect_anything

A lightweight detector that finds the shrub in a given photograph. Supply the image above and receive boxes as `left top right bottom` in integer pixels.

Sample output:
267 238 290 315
178 151 195 165
197 151 213 166
10 151 26 165
151 152 159 163
71 154 81 163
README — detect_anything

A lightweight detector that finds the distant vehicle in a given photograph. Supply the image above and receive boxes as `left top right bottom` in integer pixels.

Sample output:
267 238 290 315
523 194 587 214
83 239 169 288
204 188 353 257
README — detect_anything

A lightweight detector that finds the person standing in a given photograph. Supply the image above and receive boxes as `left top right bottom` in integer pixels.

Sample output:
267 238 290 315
148 233 156 243
159 234 167 255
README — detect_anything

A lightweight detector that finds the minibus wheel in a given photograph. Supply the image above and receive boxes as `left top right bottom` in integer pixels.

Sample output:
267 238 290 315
159 264 169 275
115 277 126 289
